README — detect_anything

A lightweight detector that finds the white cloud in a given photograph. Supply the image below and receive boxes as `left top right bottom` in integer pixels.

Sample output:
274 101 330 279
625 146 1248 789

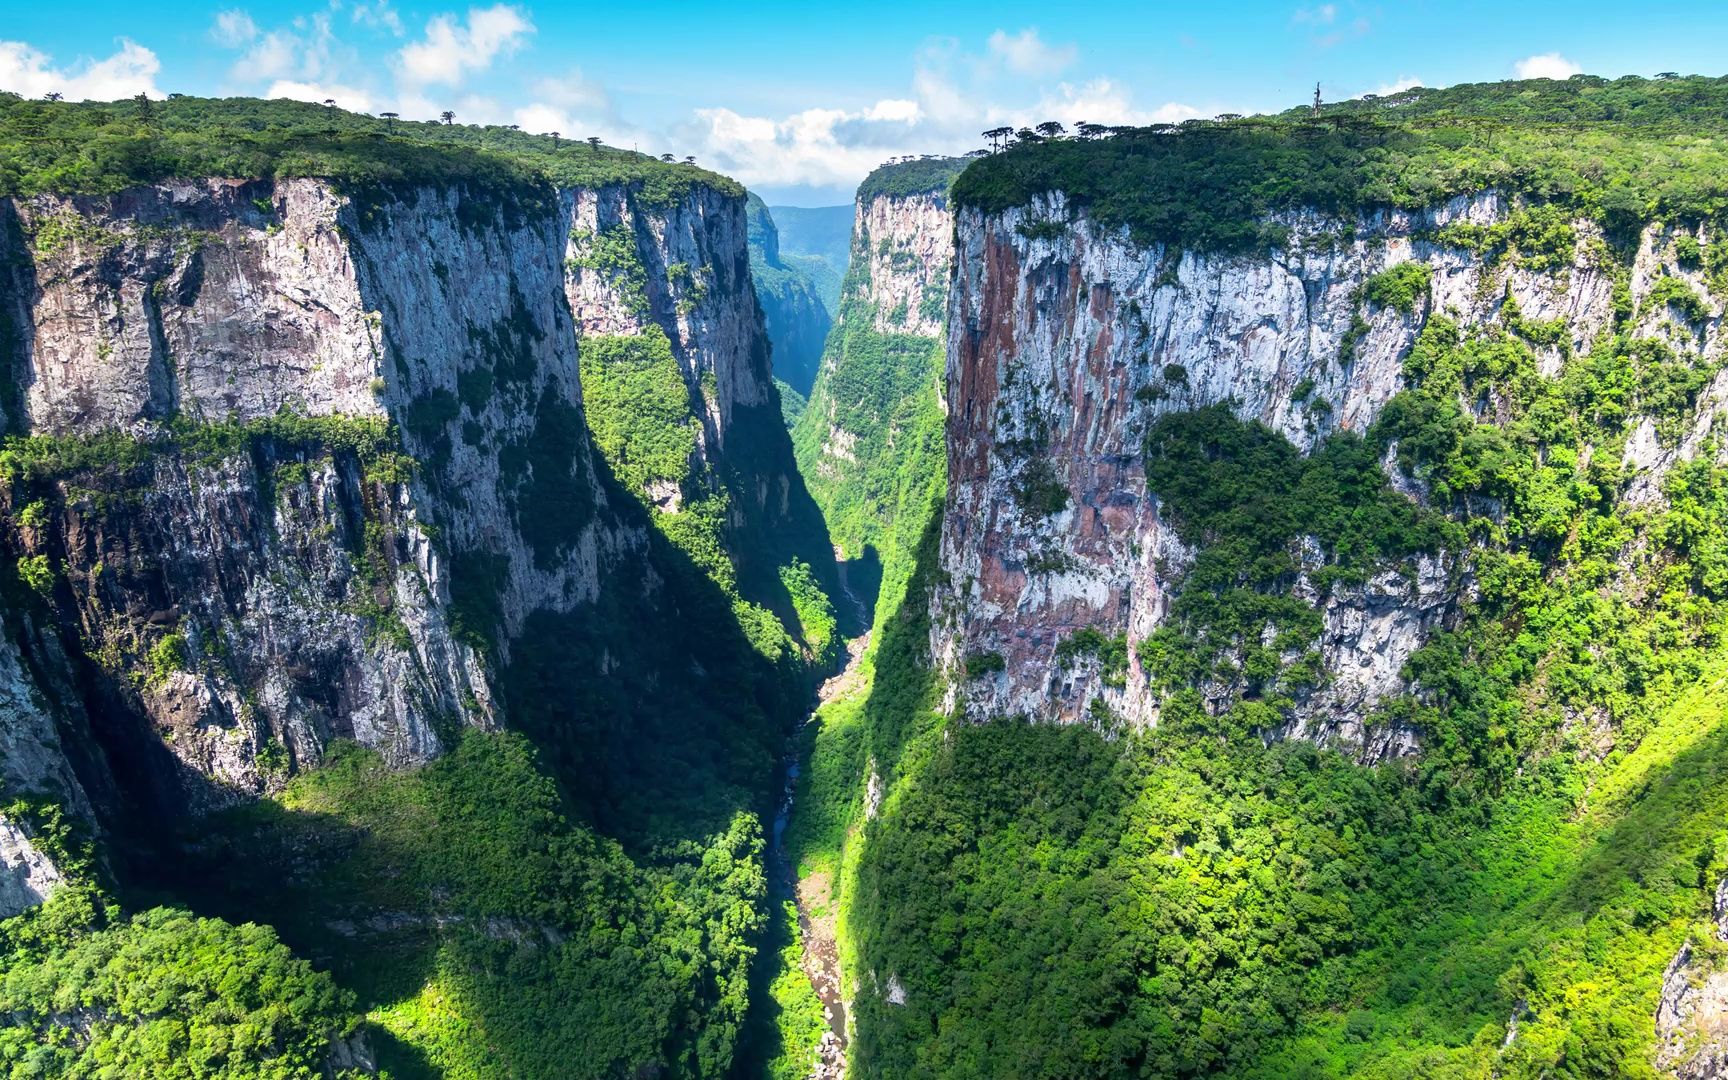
1149 102 1205 125
688 100 936 190
986 28 1077 78
0 38 161 101
1359 75 1422 98
1292 4 1338 24
452 94 506 125
210 10 259 47
1515 52 1581 80
681 27 1251 195
265 79 375 113
398 4 534 87
865 98 921 122
242 30 302 80
513 71 628 142
531 72 611 114
349 2 405 36
219 11 354 92
513 102 572 136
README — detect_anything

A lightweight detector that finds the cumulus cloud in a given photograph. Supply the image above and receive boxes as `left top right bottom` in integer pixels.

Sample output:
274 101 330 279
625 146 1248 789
683 36 1220 193
530 71 613 116
1514 52 1581 80
1359 75 1422 98
241 30 303 81
1017 78 1195 128
986 29 1077 78
512 102 575 136
0 38 161 101
265 79 375 113
397 4 533 87
349 2 405 35
688 100 927 189
210 10 259 47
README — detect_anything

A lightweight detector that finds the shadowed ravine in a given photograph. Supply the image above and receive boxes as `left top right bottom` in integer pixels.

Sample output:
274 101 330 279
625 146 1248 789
771 555 871 1078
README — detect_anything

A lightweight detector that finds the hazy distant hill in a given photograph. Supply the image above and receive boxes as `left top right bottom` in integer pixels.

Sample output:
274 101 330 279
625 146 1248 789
767 204 853 313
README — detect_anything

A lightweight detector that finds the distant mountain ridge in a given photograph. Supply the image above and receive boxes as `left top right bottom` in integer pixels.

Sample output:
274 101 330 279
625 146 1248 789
746 193 834 396
765 203 853 313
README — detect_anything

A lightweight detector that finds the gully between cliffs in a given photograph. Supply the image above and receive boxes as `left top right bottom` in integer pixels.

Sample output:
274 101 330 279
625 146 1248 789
770 560 870 1079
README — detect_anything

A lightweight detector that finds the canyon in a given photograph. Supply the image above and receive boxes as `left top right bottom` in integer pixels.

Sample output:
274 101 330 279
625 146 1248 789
6 76 1728 1080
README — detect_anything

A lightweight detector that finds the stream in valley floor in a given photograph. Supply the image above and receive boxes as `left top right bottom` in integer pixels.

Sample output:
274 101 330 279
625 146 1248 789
769 561 871 1079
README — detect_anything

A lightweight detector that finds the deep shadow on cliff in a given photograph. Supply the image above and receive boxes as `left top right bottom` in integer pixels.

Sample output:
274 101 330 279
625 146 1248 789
75 439 821 1077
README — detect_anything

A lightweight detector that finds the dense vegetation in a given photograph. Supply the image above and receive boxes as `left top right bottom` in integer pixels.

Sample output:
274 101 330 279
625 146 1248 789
857 157 969 203
0 396 801 1076
0 93 735 204
0 121 842 1078
12 72 1728 1080
792 159 956 569
954 74 1728 253
837 393 1728 1078
1 899 363 1079
0 798 360 1079
1135 407 1455 710
173 730 773 1079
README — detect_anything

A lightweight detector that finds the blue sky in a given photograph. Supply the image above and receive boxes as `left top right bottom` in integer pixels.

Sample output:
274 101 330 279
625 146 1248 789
2 1 1724 203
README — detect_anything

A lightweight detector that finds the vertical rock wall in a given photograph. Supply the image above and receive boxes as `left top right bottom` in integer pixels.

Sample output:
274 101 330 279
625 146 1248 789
934 190 1726 756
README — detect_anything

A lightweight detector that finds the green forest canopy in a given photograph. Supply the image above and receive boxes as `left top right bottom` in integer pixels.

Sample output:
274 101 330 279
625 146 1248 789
0 93 737 203
953 73 1728 253
856 155 969 202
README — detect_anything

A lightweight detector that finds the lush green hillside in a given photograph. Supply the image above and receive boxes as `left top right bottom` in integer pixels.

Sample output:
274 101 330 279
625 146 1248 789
0 93 733 203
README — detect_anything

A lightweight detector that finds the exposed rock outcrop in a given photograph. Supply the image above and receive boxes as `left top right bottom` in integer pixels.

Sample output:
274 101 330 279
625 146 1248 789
1659 879 1728 1078
858 191 953 338
0 170 830 838
933 191 1726 755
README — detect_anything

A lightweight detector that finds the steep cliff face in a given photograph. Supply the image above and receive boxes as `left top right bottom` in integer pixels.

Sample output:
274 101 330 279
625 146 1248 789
857 191 952 337
793 159 964 563
564 181 840 645
0 93 848 1079
745 193 832 397
933 189 1724 755
1659 878 1728 1079
0 609 92 917
0 179 588 819
0 168 833 855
